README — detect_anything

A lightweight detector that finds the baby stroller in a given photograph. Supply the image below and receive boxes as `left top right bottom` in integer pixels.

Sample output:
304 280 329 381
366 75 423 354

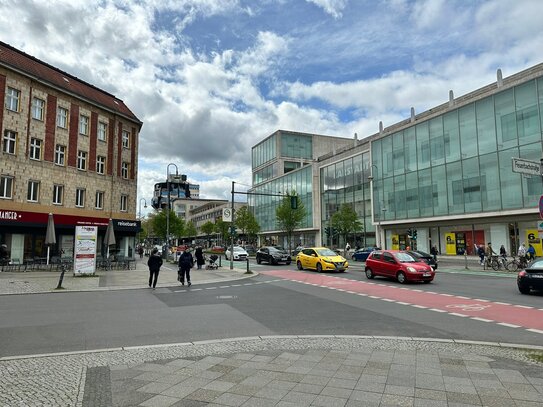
206 254 219 270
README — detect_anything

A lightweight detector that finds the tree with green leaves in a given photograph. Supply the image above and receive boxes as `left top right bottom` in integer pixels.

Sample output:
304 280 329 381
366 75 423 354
213 219 231 244
183 221 197 238
276 192 306 252
151 209 184 242
330 203 363 248
235 206 260 243
201 221 215 237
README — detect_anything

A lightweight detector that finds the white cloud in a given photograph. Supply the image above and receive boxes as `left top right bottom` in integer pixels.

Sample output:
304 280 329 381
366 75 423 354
306 0 348 18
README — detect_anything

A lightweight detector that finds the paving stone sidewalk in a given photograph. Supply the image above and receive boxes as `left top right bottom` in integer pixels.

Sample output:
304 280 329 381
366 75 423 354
1 337 542 407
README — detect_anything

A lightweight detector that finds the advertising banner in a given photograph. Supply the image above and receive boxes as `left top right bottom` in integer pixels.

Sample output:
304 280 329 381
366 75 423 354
73 226 97 275
445 233 456 255
391 234 399 250
525 229 542 257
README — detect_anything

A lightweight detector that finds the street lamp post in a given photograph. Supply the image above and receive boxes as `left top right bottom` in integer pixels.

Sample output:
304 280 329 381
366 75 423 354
379 206 387 249
166 163 179 259
138 198 147 245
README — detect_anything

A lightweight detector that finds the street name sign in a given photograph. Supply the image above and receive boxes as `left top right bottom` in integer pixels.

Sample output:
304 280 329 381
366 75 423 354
512 157 541 176
222 208 232 222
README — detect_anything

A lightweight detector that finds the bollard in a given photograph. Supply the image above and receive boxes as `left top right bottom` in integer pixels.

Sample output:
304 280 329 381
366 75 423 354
245 258 253 274
464 252 469 270
219 255 221 267
56 262 66 289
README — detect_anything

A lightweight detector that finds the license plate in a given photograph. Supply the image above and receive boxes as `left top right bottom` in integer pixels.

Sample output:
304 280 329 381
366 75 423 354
423 273 432 277
282 257 287 260
530 274 543 278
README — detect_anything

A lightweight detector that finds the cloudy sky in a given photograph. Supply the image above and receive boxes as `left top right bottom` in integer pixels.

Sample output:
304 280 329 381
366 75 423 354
1 0 543 216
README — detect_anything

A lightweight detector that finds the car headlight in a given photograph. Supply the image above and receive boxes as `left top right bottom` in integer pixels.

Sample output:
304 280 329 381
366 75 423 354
407 266 417 273
322 258 334 264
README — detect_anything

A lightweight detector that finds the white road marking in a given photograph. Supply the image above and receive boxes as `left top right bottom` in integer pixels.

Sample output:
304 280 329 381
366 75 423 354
497 322 520 328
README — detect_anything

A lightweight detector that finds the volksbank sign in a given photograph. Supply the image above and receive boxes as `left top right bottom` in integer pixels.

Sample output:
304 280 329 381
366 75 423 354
512 158 542 177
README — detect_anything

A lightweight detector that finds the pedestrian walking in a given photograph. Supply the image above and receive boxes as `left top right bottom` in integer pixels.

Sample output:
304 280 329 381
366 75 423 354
147 248 163 289
138 245 144 259
195 246 205 270
178 248 194 286
527 244 535 261
477 244 485 265
518 242 527 258
344 242 351 256
430 245 438 262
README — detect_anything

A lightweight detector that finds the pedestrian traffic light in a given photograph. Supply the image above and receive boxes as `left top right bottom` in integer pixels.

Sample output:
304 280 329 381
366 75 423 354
412 230 417 240
290 195 298 209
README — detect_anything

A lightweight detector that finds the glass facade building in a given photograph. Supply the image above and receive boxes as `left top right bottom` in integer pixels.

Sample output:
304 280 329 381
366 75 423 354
251 65 543 256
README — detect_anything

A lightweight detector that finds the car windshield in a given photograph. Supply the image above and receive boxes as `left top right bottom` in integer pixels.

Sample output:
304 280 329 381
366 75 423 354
233 247 245 252
413 251 431 258
270 247 285 253
316 248 337 257
529 260 543 269
396 252 417 262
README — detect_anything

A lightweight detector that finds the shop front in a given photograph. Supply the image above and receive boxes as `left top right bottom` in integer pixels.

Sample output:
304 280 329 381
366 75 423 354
0 209 140 264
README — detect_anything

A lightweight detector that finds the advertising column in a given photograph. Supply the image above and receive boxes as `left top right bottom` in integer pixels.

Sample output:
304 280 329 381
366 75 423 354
73 226 97 275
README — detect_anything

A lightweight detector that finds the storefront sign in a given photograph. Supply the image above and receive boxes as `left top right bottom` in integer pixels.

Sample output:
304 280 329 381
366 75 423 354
73 226 97 275
525 229 542 257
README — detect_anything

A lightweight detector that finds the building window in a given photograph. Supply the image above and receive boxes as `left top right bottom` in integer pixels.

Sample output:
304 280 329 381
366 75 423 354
95 191 104 209
55 144 66 166
122 130 130 148
31 97 45 121
79 115 89 135
75 188 85 207
77 151 87 171
29 138 42 160
27 180 40 202
98 122 107 141
0 176 13 199
6 87 20 112
53 184 63 205
96 155 106 174
57 106 68 128
3 130 16 154
121 162 129 179
120 194 128 212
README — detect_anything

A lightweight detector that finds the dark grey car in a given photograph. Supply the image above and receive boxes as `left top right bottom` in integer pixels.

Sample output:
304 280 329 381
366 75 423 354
256 246 292 265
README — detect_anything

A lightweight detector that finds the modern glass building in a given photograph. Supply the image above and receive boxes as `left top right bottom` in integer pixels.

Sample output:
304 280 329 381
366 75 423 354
249 130 353 247
251 64 543 256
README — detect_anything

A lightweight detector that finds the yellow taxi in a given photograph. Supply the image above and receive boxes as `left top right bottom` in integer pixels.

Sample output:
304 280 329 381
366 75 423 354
296 247 349 272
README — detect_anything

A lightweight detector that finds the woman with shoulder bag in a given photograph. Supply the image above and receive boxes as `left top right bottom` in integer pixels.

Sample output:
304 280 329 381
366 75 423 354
178 248 194 286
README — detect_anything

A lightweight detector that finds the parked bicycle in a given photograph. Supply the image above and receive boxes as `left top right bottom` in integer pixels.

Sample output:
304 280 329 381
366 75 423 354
483 255 506 271
505 256 528 272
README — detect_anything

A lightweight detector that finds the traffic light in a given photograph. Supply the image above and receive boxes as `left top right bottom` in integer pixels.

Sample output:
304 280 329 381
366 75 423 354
407 228 412 238
412 230 417 240
324 227 331 236
290 195 298 209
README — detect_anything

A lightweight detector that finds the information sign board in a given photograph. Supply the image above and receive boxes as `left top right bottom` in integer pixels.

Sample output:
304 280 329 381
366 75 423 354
512 158 541 176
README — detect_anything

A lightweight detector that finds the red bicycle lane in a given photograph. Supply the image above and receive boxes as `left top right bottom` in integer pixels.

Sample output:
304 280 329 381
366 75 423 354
260 270 543 332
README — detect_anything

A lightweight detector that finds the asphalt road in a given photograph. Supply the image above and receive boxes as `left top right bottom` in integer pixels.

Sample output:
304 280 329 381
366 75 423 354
0 261 542 358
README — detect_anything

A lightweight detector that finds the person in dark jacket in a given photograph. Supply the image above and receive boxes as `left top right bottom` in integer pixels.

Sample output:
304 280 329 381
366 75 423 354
178 249 194 286
194 246 205 269
147 248 163 289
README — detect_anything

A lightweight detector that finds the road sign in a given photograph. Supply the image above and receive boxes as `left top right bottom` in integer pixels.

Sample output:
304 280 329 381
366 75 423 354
222 208 232 222
512 157 541 176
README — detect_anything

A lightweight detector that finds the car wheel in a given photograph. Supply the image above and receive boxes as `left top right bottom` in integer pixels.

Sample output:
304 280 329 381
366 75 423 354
518 285 530 294
351 255 356 261
286 261 291 265
316 263 323 273
256 257 261 264
297 261 303 270
271 258 277 265
397 271 407 284
365 268 374 279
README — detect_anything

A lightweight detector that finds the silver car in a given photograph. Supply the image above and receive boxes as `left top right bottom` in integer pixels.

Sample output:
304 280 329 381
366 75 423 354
225 246 249 261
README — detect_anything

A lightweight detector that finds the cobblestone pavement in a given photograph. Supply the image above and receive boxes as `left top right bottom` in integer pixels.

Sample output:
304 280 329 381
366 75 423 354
1 337 542 407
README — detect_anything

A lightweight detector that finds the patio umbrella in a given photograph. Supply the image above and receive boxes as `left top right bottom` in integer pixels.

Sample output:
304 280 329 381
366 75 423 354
104 218 116 259
45 213 56 266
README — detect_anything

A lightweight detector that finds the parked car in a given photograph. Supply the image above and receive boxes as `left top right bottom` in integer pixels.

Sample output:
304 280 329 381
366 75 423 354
296 247 349 272
243 245 257 256
225 246 249 261
517 258 543 294
365 250 435 284
404 250 438 270
256 246 292 265
211 246 225 253
291 246 304 257
351 247 379 262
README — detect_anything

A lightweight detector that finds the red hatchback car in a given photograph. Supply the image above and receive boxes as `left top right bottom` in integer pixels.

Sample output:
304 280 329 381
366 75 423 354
365 250 435 284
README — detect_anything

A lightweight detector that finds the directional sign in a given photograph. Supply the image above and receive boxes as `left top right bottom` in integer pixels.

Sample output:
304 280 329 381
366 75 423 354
512 157 541 176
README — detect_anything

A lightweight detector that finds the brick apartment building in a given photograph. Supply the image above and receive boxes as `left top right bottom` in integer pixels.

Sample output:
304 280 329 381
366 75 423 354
0 41 142 262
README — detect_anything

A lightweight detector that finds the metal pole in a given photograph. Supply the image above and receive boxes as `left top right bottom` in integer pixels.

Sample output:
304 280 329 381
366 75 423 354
166 164 178 260
230 181 235 270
